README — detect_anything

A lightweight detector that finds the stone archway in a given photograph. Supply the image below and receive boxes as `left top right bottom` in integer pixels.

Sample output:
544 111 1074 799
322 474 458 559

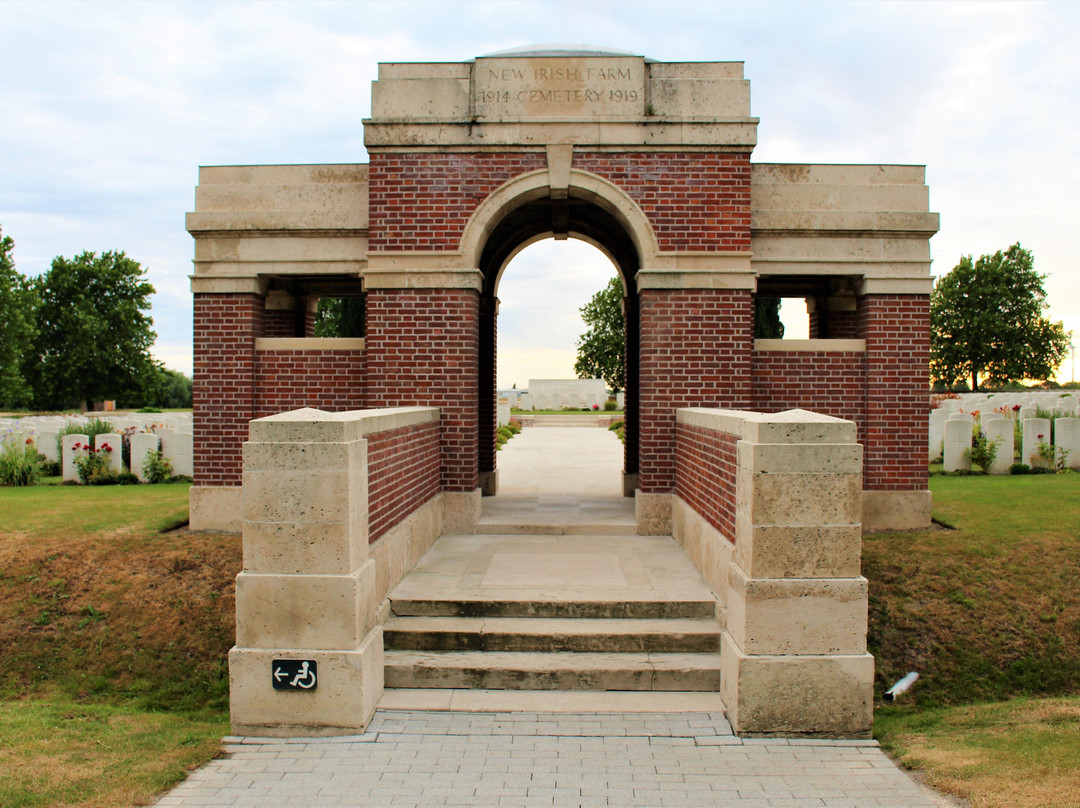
466 173 652 497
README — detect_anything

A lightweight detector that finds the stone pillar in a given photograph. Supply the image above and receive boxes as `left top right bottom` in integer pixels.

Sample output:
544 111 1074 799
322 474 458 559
720 410 873 737
229 408 381 737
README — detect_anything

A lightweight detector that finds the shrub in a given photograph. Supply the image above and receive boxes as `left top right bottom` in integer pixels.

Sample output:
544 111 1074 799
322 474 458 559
55 418 116 459
141 450 173 484
137 406 162 413
1009 462 1031 475
604 399 618 411
0 438 44 486
71 441 117 485
965 429 1000 474
116 471 140 485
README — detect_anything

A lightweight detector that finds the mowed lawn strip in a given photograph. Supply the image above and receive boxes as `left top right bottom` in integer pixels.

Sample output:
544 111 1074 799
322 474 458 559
0 699 227 808
867 473 1080 807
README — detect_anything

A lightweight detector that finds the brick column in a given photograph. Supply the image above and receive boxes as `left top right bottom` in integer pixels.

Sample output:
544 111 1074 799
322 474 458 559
191 292 263 529
364 288 480 494
859 293 931 528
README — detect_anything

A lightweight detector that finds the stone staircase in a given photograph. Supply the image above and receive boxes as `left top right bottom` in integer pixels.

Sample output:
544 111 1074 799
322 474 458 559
383 582 724 692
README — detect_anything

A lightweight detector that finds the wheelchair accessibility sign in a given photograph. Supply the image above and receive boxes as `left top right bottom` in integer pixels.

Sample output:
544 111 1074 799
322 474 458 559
272 659 318 690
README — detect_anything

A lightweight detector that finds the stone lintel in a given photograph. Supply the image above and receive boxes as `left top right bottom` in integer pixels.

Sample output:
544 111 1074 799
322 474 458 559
190 276 269 296
255 337 366 351
677 408 857 446
753 338 865 353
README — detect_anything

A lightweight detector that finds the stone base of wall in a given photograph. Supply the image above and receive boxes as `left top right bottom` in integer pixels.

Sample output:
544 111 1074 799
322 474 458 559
720 632 874 738
229 629 383 737
635 491 672 535
372 494 443 607
189 485 242 531
671 496 732 612
442 489 482 534
862 489 932 532
479 470 498 497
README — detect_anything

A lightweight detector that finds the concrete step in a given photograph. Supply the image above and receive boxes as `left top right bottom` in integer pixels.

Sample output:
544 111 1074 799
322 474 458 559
389 597 718 620
384 616 723 653
383 650 724 691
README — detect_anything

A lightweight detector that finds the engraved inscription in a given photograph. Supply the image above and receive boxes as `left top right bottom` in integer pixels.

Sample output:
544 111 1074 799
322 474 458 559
474 57 644 118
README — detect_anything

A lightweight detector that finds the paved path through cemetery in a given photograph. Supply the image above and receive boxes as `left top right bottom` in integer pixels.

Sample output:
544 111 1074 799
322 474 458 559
156 710 954 807
156 425 958 807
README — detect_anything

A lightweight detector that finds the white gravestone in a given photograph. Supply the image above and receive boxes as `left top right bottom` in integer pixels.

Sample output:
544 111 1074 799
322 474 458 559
984 418 1014 475
1052 417 1080 471
929 409 948 459
943 419 972 472
160 430 193 477
1022 418 1052 468
36 430 60 463
62 434 89 482
130 433 161 482
95 433 124 475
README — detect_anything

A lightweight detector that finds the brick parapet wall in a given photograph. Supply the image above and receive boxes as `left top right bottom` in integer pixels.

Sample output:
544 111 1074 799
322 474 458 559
255 349 366 418
751 350 867 444
367 421 441 542
573 152 751 251
860 294 930 490
368 153 546 250
639 289 752 491
675 423 739 540
365 289 479 491
193 294 263 486
264 309 294 338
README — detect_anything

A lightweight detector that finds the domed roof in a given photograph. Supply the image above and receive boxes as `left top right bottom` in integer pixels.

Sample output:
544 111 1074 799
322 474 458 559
482 44 643 59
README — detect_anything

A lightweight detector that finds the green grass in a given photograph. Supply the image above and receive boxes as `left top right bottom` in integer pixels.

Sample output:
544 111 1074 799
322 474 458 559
868 473 1080 806
0 481 191 536
0 699 226 808
876 697 1080 808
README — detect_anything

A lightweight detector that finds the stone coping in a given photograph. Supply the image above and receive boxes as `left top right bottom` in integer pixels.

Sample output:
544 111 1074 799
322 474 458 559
753 338 865 352
255 337 365 351
677 407 856 444
248 406 438 443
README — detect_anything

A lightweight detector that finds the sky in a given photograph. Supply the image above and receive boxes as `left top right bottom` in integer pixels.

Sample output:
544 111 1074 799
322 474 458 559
2 0 1079 389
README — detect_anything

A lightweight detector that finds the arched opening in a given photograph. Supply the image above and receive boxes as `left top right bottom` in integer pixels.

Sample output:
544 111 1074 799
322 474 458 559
476 194 641 497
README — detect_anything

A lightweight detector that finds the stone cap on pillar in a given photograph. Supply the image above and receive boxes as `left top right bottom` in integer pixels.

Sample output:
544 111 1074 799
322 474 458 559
678 407 856 445
248 406 440 443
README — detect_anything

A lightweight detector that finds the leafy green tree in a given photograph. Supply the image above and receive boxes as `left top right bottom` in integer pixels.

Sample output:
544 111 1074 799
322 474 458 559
314 295 365 337
0 228 36 409
754 297 785 339
931 243 1069 391
25 251 158 411
574 277 625 394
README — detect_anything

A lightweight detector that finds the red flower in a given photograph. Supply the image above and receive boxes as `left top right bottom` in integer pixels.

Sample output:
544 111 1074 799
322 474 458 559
25 438 33 445
1038 434 1045 440
101 443 112 452
1013 405 1021 411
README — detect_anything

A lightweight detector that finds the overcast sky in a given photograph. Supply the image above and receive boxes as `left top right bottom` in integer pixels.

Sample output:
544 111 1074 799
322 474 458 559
2 0 1078 388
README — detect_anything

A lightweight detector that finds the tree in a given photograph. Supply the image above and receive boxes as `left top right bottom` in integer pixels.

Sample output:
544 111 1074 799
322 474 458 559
314 295 365 337
754 297 785 339
931 243 1069 392
574 277 625 394
0 228 36 409
25 251 158 411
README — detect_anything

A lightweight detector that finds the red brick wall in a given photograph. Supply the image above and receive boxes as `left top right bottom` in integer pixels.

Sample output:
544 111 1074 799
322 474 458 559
809 308 860 339
192 294 263 486
751 350 867 443
574 152 751 251
861 294 930 490
639 289 752 491
367 421 441 542
675 423 739 540
364 288 479 491
264 309 294 338
255 348 365 417
368 153 546 250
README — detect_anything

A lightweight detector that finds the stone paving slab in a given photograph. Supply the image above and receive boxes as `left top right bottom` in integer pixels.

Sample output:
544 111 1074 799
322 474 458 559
154 710 955 807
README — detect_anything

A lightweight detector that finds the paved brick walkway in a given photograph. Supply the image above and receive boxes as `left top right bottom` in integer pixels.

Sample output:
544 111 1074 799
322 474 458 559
154 710 953 807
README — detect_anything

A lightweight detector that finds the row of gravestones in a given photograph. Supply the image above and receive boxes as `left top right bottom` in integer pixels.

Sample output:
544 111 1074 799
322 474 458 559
929 392 1079 461
940 414 1080 473
0 413 193 483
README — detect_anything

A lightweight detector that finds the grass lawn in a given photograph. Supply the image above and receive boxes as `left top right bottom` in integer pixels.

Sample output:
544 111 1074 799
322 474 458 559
0 473 1077 806
0 481 240 807
867 472 1080 807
